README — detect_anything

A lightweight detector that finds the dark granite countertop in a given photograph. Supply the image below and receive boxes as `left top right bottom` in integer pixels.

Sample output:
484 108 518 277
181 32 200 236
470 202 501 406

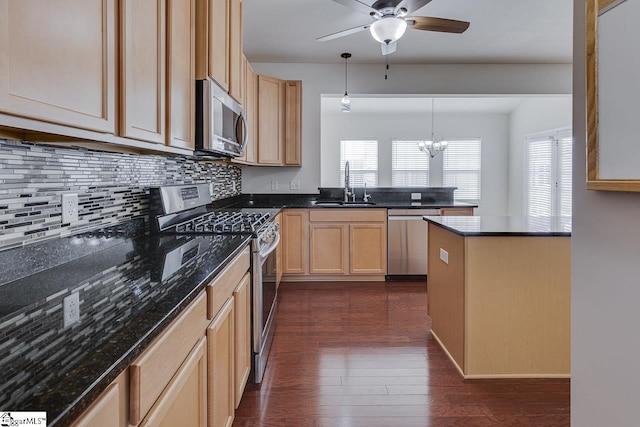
214 194 477 210
424 215 572 236
0 221 251 426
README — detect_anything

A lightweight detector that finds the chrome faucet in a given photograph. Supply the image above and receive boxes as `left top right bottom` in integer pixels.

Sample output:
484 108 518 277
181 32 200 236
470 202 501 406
344 161 352 202
363 182 371 202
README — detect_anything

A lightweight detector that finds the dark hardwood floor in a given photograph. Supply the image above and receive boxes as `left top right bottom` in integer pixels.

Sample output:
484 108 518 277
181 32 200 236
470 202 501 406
233 281 570 427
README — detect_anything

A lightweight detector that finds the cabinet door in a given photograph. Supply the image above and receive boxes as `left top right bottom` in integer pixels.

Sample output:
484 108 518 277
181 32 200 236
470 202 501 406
140 338 207 427
282 210 308 274
257 75 284 165
167 0 195 149
243 62 258 164
349 223 387 274
228 0 243 103
120 0 166 144
208 0 229 89
0 0 116 133
232 274 251 409
207 298 235 427
309 223 348 274
284 81 302 166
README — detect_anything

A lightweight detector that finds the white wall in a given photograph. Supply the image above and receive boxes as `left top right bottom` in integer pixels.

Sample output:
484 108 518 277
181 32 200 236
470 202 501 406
507 97 573 216
321 111 509 215
241 63 572 194
572 1 640 426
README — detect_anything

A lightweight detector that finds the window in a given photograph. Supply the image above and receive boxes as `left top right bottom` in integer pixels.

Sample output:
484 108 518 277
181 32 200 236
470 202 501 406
391 140 430 187
525 128 572 217
340 140 378 187
443 139 481 202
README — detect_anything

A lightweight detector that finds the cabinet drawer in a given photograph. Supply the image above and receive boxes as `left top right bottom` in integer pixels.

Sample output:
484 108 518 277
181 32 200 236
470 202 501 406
207 246 250 320
440 207 474 216
130 292 207 425
309 208 386 223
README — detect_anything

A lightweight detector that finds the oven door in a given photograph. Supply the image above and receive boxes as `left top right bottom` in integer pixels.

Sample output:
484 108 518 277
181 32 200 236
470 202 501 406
252 231 280 382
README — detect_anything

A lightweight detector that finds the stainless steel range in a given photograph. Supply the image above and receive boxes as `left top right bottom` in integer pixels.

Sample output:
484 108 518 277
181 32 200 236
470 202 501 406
149 183 280 383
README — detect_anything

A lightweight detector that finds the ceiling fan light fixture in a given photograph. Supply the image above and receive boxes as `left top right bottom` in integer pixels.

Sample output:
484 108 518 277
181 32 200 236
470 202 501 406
370 17 407 44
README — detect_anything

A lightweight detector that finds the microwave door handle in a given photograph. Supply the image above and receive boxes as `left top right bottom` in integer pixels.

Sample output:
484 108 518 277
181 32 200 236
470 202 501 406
236 113 249 153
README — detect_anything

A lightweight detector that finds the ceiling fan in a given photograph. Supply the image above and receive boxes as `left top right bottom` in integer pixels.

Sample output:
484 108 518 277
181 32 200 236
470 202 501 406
317 0 470 55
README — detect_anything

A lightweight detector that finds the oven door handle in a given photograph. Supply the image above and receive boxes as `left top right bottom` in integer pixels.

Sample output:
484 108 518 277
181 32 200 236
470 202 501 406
259 232 280 263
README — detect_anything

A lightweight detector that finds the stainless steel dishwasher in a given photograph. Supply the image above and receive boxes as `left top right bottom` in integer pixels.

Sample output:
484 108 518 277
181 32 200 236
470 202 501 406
387 209 440 275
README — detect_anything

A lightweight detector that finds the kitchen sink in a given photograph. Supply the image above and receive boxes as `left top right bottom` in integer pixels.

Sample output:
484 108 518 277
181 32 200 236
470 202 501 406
342 201 376 206
312 200 376 207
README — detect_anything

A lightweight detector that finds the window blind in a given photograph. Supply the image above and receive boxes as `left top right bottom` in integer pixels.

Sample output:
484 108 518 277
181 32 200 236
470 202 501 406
443 139 481 202
524 128 572 217
558 132 573 217
340 140 378 187
526 136 554 217
392 140 430 187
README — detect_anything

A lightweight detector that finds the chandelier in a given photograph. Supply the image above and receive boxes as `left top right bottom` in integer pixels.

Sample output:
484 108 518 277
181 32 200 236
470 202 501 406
418 98 448 158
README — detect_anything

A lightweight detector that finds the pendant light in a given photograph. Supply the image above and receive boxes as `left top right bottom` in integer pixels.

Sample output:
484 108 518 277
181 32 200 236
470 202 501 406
341 53 351 113
418 98 448 158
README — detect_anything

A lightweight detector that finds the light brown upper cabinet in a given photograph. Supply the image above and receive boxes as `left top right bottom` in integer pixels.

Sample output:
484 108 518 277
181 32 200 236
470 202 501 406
233 56 257 165
254 75 302 166
196 0 243 104
228 0 243 103
0 0 116 133
284 81 302 166
257 75 285 165
120 0 166 144
167 0 196 150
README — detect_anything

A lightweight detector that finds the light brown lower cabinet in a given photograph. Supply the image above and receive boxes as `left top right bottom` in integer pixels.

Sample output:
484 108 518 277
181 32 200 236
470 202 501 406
281 209 308 275
71 245 251 427
306 209 387 278
349 223 387 274
71 382 121 427
309 223 348 274
140 337 208 427
440 207 475 216
207 297 235 427
233 273 251 408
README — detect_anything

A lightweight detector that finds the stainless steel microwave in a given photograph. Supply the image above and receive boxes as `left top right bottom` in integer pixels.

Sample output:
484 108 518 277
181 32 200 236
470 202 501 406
195 78 247 158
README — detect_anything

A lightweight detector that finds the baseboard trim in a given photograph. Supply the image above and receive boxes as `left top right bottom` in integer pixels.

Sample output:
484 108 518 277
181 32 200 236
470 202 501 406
430 330 465 377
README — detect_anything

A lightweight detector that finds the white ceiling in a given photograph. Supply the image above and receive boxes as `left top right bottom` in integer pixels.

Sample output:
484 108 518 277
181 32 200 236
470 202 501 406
243 0 573 64
321 96 536 114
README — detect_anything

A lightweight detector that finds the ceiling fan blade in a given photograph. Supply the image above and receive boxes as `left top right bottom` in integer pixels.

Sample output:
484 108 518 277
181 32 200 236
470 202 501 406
406 16 470 33
381 41 397 55
316 24 371 42
330 0 378 16
395 0 432 14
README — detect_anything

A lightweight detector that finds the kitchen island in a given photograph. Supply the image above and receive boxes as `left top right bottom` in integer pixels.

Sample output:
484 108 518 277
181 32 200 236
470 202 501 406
424 216 571 379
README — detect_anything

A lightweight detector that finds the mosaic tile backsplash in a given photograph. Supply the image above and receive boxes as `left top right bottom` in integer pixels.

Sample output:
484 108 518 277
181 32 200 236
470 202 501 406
0 139 241 250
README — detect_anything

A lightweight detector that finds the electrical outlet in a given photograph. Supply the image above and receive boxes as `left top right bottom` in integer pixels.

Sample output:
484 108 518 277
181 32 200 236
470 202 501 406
271 180 278 191
63 292 80 327
290 180 301 190
440 248 449 264
61 193 79 224
411 193 421 200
